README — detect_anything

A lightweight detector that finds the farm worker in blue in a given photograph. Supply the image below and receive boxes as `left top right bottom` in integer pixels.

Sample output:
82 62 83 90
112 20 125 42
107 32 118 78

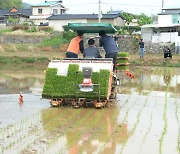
99 30 118 70
139 39 145 58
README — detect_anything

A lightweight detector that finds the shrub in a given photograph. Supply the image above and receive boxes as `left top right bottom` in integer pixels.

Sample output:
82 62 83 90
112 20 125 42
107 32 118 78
30 26 37 32
39 35 69 48
38 26 53 32
63 30 75 41
12 25 29 31
23 57 36 63
37 57 49 61
116 26 141 35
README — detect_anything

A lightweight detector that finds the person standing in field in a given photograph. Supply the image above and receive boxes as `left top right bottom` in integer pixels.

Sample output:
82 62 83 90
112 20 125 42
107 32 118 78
99 30 118 70
139 39 145 58
66 30 84 58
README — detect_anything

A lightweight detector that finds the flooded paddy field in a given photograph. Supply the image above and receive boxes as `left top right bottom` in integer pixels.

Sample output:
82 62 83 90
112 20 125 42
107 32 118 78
0 67 180 154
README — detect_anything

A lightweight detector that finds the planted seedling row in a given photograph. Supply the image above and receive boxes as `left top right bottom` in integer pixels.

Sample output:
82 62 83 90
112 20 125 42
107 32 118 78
118 68 164 153
22 108 83 153
172 70 180 152
99 97 138 153
1 112 43 153
159 68 173 154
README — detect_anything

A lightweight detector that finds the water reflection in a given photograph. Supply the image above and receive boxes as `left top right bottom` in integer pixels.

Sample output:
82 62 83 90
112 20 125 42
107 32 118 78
41 107 128 153
1 67 180 153
117 68 180 98
163 75 171 85
139 74 143 84
0 70 44 94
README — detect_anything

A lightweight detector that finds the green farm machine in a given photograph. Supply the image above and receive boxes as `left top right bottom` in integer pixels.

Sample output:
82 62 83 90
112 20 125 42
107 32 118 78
42 23 119 108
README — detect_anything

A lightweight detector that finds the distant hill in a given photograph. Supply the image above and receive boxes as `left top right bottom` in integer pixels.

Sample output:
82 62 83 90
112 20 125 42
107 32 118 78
23 2 31 9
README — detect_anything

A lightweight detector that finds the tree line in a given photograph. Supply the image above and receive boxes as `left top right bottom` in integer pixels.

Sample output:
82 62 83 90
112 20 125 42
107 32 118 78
0 0 23 9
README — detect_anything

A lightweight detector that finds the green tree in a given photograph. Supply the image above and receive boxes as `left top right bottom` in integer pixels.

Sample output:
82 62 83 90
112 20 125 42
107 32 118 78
137 13 152 26
121 12 134 25
0 0 23 9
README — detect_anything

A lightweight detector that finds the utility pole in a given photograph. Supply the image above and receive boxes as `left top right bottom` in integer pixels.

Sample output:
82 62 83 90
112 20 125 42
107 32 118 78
162 0 164 12
98 0 101 23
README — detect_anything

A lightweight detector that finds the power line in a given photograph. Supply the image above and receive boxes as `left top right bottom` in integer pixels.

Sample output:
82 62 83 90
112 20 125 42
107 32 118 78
64 3 98 6
102 2 161 8
64 2 161 8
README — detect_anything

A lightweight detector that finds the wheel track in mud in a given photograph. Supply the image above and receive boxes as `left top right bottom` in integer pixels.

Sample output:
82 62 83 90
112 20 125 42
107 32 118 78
76 96 131 154
25 108 95 153
98 67 162 153
119 67 163 154
29 107 110 153
134 67 169 154
99 97 138 153
50 108 109 154
119 67 165 154
137 68 166 154
22 108 89 153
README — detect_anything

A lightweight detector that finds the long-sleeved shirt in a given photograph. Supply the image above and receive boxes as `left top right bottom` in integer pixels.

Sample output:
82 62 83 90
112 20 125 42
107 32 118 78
67 36 84 54
83 46 102 58
139 41 144 48
99 35 118 54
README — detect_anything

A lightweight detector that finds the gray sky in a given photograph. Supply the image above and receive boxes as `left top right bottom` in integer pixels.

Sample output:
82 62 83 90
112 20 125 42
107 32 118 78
22 0 180 16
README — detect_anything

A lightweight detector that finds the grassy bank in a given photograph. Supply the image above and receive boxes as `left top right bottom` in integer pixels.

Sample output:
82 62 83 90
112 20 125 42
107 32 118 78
0 31 180 68
0 56 49 65
129 53 180 67
0 46 180 67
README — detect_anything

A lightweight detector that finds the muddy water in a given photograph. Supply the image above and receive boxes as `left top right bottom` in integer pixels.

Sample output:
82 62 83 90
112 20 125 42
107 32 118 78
0 67 180 154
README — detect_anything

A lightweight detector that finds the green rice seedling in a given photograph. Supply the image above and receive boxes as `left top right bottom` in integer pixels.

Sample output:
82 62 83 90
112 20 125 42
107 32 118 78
117 59 128 64
42 65 110 100
118 52 129 58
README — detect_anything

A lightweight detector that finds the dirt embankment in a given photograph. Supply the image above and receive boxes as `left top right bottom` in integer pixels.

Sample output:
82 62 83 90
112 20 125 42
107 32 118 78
0 30 50 44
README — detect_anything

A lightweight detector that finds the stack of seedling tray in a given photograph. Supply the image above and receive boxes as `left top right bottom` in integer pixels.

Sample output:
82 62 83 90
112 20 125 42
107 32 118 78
116 52 130 70
42 64 110 100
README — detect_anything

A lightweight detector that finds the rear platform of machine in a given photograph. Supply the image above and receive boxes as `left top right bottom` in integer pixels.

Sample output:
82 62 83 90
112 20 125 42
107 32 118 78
42 58 117 108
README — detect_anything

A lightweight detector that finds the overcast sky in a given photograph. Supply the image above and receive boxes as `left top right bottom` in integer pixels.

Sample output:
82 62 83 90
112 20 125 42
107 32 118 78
22 0 180 16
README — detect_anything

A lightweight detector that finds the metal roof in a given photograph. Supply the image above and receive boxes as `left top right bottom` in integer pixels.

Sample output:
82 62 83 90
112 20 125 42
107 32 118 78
0 8 32 17
47 14 120 20
141 23 180 28
68 23 117 33
158 9 180 15
32 1 62 7
108 10 123 14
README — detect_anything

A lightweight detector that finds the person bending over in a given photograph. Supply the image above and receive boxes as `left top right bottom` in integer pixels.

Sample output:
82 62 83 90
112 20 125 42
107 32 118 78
66 30 84 58
99 30 118 69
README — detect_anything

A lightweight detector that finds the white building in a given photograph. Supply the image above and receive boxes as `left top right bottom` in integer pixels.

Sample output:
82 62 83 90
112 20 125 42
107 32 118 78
141 7 180 54
30 1 67 26
47 14 125 31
